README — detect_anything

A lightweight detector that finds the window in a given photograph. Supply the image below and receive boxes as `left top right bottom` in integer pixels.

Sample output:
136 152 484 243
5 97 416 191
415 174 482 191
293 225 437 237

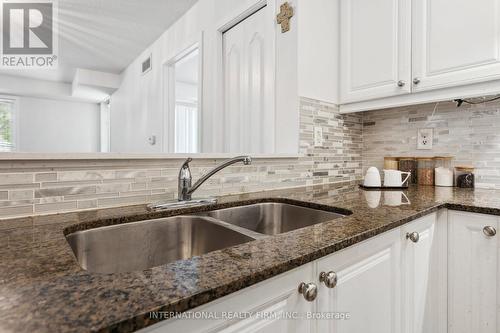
0 99 16 152
165 46 200 153
175 101 198 153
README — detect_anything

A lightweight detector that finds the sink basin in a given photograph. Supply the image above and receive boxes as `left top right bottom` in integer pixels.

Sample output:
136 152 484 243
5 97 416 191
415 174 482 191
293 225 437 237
199 202 345 236
66 216 255 273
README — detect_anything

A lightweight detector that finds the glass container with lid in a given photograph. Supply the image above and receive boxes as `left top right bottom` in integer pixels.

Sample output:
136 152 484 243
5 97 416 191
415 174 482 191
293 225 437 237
455 166 475 188
398 158 417 185
434 156 454 187
417 158 434 186
384 157 399 170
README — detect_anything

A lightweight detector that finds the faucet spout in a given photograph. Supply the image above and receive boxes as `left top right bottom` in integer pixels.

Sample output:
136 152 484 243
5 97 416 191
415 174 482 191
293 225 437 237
178 156 252 201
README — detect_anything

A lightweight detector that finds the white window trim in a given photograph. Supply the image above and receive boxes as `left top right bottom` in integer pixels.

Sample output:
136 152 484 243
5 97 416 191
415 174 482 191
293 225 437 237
162 33 203 153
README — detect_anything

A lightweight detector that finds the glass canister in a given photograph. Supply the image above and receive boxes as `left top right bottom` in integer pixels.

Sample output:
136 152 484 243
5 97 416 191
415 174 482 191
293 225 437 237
455 166 475 188
434 156 454 187
417 158 434 186
384 157 399 170
398 158 417 185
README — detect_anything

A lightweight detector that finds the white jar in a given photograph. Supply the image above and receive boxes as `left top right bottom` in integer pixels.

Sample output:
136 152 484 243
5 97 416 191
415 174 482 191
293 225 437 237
435 167 454 187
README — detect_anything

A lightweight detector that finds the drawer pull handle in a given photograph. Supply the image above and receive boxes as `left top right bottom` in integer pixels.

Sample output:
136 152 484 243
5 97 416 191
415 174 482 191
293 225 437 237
298 282 318 302
319 271 338 288
406 232 420 243
483 226 497 237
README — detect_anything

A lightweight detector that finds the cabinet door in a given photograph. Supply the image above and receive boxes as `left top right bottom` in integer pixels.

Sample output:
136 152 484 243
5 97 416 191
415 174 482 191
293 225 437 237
223 5 275 154
401 212 447 333
448 210 499 333
339 0 411 103
142 263 315 333
412 0 500 91
317 229 401 333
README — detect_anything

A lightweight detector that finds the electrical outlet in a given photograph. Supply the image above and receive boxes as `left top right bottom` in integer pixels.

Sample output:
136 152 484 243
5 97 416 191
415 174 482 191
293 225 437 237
417 128 433 150
314 126 323 147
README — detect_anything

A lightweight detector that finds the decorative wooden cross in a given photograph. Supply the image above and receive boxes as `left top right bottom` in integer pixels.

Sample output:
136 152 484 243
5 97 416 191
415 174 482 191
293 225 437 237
276 2 294 33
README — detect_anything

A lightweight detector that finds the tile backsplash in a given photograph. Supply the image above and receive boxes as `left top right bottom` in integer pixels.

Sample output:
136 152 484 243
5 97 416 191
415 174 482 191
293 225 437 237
363 99 500 189
0 97 363 220
6 95 499 222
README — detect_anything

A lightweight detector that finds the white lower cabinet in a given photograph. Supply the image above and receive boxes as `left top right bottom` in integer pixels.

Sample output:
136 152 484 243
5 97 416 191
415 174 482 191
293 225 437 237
401 211 447 333
142 262 316 333
142 210 500 333
316 228 402 333
448 210 500 333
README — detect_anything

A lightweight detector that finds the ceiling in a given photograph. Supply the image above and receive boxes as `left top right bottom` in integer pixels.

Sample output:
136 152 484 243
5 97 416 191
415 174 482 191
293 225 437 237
0 0 199 83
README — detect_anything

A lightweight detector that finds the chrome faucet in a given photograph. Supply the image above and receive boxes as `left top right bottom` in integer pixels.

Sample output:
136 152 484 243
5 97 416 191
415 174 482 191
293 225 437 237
178 156 252 201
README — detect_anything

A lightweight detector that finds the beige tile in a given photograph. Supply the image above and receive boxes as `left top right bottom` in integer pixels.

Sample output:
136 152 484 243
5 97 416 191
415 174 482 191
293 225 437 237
35 186 96 198
0 205 34 218
97 195 149 207
58 170 116 181
96 183 130 193
35 173 57 182
0 173 33 185
9 189 34 200
35 201 77 214
77 200 98 210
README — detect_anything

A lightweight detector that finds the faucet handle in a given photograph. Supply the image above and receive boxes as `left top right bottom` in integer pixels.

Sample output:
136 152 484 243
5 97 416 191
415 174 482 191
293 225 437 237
181 157 193 169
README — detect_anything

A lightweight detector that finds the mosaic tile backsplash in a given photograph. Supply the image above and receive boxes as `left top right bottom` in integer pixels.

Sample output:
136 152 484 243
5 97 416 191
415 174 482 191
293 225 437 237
0 97 363 220
363 99 500 189
4 96 500 221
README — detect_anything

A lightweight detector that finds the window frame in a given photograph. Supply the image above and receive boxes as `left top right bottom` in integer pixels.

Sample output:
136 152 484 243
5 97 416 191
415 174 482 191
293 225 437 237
162 33 203 153
0 96 19 152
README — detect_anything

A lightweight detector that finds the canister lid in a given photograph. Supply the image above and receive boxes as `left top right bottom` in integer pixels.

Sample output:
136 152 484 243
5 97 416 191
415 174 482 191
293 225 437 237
455 165 474 171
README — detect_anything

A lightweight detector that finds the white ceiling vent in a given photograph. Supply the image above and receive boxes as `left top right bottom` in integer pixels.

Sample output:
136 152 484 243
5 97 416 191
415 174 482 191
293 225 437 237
141 55 152 75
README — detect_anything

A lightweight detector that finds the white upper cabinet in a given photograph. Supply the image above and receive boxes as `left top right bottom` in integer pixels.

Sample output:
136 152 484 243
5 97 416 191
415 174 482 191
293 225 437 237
412 0 500 91
339 0 500 109
339 0 411 103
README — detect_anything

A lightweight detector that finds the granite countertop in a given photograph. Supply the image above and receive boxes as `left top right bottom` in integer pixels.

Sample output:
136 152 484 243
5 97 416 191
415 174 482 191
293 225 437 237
2 181 500 333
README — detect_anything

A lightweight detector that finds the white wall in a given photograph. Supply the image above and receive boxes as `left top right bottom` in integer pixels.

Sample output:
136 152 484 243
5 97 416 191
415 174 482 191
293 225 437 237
18 97 100 152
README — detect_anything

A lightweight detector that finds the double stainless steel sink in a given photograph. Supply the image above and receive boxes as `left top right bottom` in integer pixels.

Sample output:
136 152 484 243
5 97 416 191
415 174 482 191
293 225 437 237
66 202 346 274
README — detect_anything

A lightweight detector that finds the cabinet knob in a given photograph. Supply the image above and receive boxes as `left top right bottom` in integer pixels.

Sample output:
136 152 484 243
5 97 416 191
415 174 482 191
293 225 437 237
298 282 318 302
413 77 421 85
483 226 497 237
406 231 420 243
319 271 338 288
397 80 406 87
